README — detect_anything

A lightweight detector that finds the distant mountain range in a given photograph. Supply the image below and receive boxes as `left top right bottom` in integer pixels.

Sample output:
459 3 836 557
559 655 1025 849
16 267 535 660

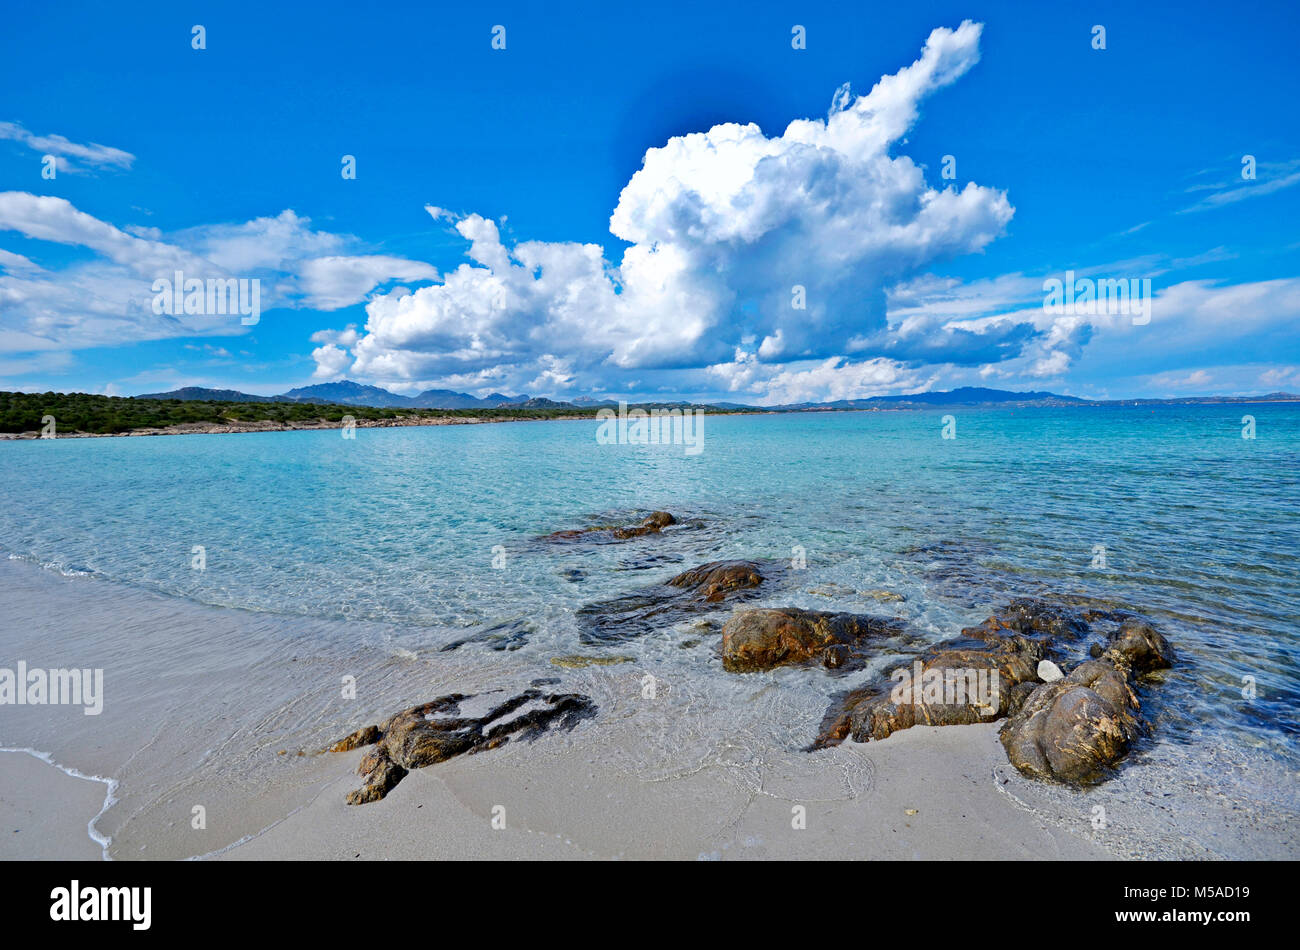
133 381 1300 411
137 380 536 410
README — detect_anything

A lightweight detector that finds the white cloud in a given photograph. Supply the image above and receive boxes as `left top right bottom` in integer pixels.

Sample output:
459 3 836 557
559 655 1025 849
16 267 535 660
0 195 439 352
0 248 44 274
707 350 933 405
1179 159 1300 213
0 121 134 173
319 21 1015 401
1147 368 1213 388
296 255 438 310
1260 366 1300 389
310 343 353 379
0 192 199 273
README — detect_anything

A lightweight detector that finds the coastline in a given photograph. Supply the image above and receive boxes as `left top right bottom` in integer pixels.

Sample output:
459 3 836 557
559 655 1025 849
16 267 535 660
0 413 573 440
0 409 779 440
2 397 1296 442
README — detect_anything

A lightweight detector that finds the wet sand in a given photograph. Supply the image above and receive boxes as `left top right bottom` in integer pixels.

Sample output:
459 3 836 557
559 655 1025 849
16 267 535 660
214 723 1110 861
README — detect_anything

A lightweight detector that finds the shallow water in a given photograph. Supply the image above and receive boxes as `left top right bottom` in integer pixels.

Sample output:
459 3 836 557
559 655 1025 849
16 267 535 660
1 405 1297 856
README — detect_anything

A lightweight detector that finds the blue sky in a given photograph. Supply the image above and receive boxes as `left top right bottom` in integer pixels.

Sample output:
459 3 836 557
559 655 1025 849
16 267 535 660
1 0 1298 403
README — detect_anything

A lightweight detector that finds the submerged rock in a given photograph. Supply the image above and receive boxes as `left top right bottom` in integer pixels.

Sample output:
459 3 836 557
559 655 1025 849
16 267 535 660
549 654 635 668
329 689 597 804
666 560 764 601
808 584 906 603
862 589 906 603
577 559 775 643
900 539 1018 605
538 511 678 543
720 607 905 672
439 617 533 653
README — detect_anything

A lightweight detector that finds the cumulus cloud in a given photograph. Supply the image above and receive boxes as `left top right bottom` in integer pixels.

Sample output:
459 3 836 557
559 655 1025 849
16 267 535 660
315 21 1016 397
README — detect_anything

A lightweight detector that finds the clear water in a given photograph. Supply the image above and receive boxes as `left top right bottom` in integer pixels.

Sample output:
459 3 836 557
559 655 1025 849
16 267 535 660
1 405 1297 856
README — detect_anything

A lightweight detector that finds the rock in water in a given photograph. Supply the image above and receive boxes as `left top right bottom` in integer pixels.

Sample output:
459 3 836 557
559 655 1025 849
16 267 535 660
1000 660 1140 783
998 615 1175 783
537 511 677 543
1106 617 1175 672
577 559 774 643
328 689 596 804
814 631 1046 746
549 654 635 668
666 560 764 602
614 510 677 539
720 607 905 672
814 597 1175 787
439 617 534 653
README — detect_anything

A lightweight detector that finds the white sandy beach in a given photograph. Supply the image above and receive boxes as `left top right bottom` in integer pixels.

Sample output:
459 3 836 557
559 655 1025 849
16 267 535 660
2 720 1111 861
1 548 1295 862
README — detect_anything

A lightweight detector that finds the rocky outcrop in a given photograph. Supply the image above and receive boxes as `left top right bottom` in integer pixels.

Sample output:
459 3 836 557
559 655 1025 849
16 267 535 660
720 607 905 672
814 598 1175 785
999 659 1140 783
814 629 1046 746
577 559 775 643
328 689 596 804
538 511 677 543
999 615 1174 783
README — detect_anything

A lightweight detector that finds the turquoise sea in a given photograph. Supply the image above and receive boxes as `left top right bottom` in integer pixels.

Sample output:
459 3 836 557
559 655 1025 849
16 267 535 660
1 404 1297 856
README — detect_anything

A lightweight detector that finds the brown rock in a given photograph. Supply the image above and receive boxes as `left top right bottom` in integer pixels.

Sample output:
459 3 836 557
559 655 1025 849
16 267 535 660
1106 618 1175 672
720 607 904 672
540 511 678 543
327 724 381 753
329 688 596 804
999 659 1141 783
667 560 764 602
813 597 1172 769
549 654 635 668
815 633 1044 746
